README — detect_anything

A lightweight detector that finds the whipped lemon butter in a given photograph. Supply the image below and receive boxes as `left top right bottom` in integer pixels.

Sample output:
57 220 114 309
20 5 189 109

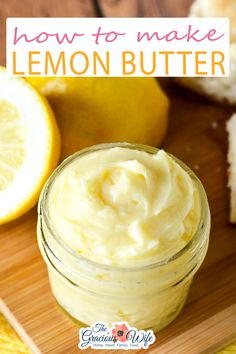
37 143 210 332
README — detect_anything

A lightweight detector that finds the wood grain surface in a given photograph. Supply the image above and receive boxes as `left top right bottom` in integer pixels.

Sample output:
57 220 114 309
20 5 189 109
97 0 193 17
0 0 236 353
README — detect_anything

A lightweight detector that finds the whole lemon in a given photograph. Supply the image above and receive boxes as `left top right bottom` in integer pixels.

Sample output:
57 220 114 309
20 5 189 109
27 77 169 159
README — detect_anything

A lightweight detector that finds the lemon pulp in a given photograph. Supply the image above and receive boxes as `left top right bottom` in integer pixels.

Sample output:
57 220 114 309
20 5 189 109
0 100 25 190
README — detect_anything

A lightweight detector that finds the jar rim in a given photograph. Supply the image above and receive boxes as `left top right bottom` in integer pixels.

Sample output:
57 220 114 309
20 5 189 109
39 142 210 272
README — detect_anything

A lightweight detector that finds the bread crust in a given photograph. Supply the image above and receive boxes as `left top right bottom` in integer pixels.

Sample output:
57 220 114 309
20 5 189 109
226 114 236 223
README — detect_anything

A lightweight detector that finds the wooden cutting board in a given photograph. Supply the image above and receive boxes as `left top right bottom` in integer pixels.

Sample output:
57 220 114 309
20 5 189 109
1 1 236 353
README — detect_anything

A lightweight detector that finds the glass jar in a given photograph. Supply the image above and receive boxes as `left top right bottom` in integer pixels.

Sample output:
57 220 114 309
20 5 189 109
37 143 210 333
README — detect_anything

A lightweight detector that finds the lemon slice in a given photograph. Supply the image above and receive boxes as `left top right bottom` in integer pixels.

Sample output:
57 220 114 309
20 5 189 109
0 67 60 224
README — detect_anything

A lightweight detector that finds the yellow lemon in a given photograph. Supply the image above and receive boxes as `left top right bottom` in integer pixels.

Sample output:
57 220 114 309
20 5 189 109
0 67 60 224
27 77 169 159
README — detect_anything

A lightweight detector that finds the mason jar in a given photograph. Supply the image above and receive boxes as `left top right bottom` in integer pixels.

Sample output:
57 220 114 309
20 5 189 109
37 143 210 332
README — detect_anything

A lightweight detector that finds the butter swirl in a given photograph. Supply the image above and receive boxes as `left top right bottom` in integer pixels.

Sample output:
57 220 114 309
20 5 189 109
49 148 200 266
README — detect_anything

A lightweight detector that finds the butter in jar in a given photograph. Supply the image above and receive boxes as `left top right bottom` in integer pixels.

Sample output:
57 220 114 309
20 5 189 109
37 143 210 332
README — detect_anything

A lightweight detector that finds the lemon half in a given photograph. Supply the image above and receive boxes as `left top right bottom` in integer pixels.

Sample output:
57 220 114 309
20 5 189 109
0 67 60 224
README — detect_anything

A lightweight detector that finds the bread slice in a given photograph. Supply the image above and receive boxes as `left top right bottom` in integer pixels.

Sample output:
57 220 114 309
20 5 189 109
226 114 236 223
176 0 236 105
190 0 236 42
177 44 236 105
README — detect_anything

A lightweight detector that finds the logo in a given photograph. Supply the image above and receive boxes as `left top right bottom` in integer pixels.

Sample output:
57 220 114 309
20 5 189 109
78 321 155 350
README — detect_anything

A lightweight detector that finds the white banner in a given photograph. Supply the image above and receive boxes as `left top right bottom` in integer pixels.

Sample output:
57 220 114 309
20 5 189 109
7 17 230 77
